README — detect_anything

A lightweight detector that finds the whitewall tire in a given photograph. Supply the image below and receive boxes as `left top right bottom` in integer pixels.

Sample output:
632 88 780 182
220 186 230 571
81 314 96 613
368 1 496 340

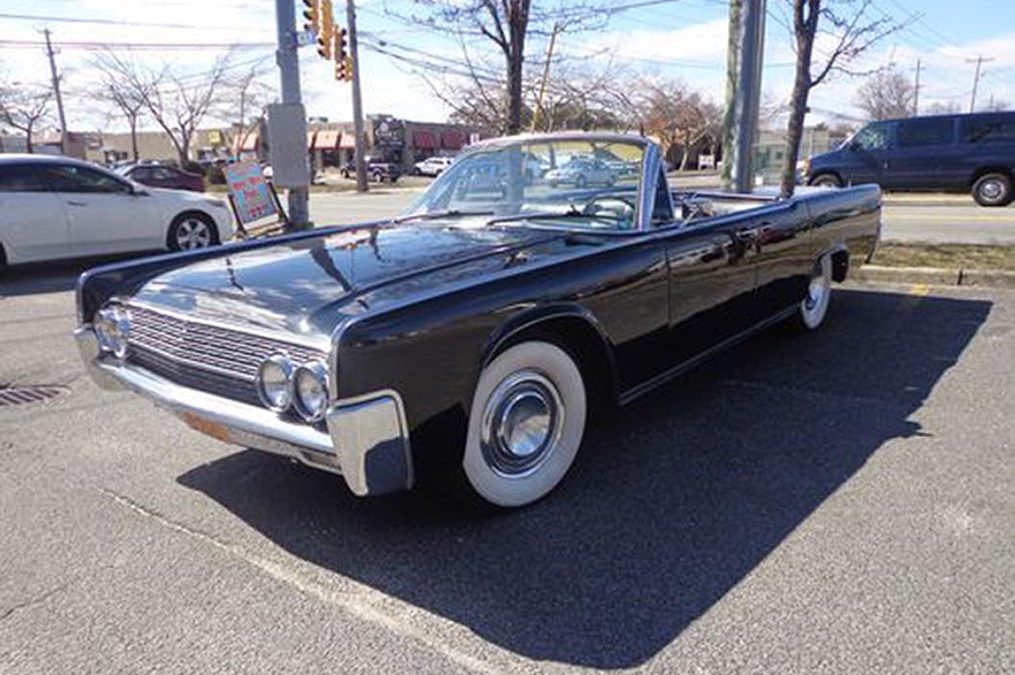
798 255 832 330
463 341 587 508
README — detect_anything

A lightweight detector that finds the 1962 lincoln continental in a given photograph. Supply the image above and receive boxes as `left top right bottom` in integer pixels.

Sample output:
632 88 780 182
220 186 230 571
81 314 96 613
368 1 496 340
75 133 880 508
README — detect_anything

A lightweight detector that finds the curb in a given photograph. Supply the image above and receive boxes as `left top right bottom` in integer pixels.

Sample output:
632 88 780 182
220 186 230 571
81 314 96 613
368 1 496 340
854 265 1015 289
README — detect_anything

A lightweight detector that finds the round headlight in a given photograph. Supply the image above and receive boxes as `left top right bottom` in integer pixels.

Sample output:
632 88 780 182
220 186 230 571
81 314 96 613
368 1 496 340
256 355 295 412
95 306 131 359
293 361 330 423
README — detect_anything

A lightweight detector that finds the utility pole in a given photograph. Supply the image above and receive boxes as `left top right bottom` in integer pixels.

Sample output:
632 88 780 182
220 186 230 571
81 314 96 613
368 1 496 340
346 0 368 193
723 0 766 193
42 28 68 155
913 58 922 116
966 55 994 113
531 22 561 132
273 0 310 226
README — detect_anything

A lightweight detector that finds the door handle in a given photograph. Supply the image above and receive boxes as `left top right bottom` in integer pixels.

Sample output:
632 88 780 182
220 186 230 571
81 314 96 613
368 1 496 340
66 200 87 207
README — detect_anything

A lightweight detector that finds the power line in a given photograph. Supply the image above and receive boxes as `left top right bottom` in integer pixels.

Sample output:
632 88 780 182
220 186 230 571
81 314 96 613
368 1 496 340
0 12 211 29
0 39 274 51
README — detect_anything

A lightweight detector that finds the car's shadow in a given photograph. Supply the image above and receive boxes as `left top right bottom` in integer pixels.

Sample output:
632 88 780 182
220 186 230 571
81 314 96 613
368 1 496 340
177 288 990 668
0 253 162 297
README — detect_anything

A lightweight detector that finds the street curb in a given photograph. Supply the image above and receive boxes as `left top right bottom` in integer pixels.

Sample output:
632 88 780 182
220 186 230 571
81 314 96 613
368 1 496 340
855 265 1015 289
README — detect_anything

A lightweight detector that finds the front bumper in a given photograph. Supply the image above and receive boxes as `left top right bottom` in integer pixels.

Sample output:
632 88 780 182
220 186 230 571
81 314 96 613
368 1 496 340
75 326 412 497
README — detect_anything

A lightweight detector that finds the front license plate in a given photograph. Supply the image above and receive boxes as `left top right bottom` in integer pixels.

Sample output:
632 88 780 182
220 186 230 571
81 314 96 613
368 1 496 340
180 412 232 443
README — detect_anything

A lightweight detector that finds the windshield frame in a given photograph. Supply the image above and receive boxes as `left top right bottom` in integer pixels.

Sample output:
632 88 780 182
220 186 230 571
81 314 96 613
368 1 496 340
403 132 665 234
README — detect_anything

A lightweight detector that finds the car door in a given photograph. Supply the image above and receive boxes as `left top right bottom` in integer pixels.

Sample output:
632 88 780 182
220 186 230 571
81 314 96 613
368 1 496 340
655 176 759 366
889 117 957 189
662 218 760 366
40 162 162 256
0 162 70 263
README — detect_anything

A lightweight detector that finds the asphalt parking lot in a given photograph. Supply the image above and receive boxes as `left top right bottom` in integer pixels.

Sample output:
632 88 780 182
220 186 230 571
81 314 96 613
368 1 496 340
1 263 1012 673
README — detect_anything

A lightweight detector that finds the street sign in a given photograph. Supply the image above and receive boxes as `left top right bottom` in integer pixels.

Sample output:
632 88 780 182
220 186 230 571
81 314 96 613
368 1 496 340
224 161 278 225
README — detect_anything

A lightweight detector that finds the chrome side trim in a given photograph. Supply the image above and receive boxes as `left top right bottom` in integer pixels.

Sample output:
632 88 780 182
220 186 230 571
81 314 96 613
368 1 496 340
618 305 799 406
326 389 413 497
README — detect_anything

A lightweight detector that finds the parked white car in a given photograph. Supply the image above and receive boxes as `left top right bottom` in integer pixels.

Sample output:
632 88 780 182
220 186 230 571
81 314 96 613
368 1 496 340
0 155 234 271
413 156 454 177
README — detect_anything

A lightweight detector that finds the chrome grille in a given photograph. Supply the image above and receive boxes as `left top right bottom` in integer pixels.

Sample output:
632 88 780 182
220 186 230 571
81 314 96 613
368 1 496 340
124 304 327 404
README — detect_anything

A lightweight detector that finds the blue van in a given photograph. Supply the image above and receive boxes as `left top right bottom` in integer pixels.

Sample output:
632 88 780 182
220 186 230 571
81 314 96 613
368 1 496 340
804 111 1015 206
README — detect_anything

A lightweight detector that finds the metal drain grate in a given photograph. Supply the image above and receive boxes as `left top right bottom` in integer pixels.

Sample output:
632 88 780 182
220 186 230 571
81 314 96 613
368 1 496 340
0 384 70 407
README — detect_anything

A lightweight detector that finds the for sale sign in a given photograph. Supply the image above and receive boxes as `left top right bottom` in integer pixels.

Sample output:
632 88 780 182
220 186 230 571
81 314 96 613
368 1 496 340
224 161 278 225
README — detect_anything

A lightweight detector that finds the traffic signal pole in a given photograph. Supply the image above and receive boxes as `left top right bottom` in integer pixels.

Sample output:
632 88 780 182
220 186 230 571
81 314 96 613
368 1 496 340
346 0 369 193
274 0 310 226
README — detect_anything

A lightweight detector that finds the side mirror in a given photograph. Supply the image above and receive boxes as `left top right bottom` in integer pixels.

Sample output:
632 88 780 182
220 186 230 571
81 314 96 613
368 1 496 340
132 186 150 196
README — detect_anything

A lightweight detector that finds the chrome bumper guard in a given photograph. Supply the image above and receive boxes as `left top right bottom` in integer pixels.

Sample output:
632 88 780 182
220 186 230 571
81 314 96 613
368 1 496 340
75 326 413 497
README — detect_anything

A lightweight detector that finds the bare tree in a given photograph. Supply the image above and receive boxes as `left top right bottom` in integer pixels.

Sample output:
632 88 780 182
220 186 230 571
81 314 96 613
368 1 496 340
639 80 723 170
854 68 915 121
91 59 147 161
0 84 52 153
221 61 274 157
925 101 961 115
94 51 232 167
384 1 610 134
779 0 901 197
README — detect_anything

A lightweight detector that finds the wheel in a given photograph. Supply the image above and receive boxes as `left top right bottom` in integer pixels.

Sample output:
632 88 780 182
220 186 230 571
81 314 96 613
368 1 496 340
0 244 6 276
809 173 842 188
461 341 588 508
793 255 832 331
373 172 385 184
168 212 218 251
341 169 350 179
575 175 587 188
972 172 1012 207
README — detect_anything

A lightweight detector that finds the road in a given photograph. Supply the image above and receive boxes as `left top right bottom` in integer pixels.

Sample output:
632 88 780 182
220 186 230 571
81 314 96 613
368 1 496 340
1 268 1013 672
309 187 1015 244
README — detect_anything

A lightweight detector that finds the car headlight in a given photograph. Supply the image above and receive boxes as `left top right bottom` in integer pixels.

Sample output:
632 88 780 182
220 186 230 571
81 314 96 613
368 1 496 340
256 355 295 412
293 361 331 423
95 305 131 359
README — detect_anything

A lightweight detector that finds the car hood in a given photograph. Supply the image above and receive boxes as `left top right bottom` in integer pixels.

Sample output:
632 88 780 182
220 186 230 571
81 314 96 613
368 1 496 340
131 223 564 340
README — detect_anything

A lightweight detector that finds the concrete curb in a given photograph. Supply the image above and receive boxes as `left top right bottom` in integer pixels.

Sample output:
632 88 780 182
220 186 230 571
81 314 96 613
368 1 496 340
855 265 1015 289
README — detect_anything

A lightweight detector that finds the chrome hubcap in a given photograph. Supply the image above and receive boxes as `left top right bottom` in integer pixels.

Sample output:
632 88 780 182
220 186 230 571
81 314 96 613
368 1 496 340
481 370 563 477
176 219 211 249
980 180 1002 200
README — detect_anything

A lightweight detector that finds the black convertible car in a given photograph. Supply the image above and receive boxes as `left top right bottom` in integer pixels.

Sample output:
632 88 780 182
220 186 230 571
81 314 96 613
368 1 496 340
75 133 881 508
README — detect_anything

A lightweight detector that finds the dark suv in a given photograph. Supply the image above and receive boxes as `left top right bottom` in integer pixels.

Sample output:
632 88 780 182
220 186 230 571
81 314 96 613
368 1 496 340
340 155 401 183
805 111 1015 206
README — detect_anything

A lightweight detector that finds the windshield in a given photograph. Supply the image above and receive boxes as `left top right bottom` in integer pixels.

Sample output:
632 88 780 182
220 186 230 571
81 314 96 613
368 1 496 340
404 137 646 231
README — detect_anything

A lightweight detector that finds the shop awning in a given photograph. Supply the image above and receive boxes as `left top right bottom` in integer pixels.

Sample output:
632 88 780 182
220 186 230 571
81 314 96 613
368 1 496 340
413 131 437 149
236 132 258 152
442 130 465 150
315 130 340 150
338 132 356 149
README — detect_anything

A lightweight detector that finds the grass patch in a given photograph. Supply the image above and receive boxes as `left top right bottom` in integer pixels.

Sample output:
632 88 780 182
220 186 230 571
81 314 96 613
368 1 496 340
872 243 1015 271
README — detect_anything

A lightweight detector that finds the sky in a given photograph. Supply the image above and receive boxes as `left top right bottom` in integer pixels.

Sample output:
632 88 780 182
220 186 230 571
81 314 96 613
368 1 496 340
0 0 1012 135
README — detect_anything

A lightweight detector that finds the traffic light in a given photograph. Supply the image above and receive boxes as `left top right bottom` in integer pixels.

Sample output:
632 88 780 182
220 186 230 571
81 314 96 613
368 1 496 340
316 0 334 59
335 26 348 63
301 0 319 35
335 55 353 82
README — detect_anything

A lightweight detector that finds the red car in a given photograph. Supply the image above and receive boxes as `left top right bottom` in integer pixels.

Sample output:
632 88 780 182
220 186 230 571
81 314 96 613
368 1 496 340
118 163 205 192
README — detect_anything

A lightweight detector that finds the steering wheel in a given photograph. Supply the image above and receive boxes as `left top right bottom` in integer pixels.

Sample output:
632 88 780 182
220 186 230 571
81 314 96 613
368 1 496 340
582 195 637 219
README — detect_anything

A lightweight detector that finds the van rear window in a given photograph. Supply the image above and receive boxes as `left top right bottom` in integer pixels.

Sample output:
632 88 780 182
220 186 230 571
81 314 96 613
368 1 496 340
898 118 954 147
960 114 1015 144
